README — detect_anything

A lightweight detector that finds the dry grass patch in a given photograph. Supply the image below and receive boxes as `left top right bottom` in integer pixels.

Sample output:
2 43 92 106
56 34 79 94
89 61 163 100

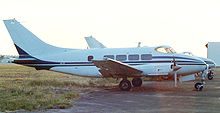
0 64 117 112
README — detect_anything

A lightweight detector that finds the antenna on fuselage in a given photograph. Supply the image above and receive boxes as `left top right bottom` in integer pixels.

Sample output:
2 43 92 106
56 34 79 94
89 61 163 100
137 42 141 47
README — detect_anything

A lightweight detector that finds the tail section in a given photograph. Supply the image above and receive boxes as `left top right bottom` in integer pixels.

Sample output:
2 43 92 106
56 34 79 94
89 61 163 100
4 19 68 58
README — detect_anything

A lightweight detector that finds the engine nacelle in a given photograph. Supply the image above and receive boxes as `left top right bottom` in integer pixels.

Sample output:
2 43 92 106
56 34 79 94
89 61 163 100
134 63 172 76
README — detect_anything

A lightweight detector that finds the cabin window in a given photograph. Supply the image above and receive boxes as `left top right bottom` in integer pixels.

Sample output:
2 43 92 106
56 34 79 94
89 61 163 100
88 56 94 61
104 55 114 59
116 55 127 61
128 54 139 60
141 54 152 60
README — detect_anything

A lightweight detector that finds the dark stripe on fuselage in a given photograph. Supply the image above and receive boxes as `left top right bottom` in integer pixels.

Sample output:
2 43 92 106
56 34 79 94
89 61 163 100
24 63 206 67
14 60 203 65
14 56 203 64
152 56 200 61
13 55 205 70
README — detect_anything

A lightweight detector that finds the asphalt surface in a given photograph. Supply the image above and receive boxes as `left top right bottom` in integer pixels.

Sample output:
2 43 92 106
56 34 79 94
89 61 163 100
44 71 220 113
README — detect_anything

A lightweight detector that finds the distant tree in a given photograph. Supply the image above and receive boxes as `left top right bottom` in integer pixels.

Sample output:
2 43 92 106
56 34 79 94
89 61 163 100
0 55 4 60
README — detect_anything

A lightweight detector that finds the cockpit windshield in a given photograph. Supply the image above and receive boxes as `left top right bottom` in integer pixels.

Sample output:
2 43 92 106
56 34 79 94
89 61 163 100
183 52 194 56
155 46 176 53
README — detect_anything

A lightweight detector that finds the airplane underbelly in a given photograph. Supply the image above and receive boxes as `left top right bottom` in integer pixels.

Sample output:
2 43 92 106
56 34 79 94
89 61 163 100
50 66 102 77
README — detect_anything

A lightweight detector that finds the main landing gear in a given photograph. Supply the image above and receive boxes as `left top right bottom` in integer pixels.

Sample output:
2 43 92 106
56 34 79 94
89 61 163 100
119 78 143 91
119 79 131 91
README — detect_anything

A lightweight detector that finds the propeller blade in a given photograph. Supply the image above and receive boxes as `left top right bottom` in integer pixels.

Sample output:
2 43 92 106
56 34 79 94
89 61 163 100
173 56 176 66
173 65 181 71
174 71 177 87
172 55 180 87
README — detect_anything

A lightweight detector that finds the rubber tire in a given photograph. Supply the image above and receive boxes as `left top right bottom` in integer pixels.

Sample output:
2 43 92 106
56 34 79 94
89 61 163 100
194 83 203 91
208 75 213 80
132 78 142 87
207 72 213 80
119 80 132 91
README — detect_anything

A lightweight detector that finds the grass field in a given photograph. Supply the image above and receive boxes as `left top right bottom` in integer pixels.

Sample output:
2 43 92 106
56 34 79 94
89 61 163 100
0 63 118 112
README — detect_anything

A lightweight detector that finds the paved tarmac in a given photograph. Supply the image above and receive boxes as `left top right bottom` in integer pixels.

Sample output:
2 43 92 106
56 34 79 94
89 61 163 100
45 70 220 113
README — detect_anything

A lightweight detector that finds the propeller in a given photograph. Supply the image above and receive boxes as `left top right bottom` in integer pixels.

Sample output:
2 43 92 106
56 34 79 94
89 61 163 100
170 56 181 87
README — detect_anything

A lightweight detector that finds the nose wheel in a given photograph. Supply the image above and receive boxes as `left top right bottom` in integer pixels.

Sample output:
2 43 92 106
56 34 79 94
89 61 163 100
207 71 214 80
194 82 203 91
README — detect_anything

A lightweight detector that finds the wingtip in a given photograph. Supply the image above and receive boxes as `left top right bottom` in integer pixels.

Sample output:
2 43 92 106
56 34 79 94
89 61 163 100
3 18 16 22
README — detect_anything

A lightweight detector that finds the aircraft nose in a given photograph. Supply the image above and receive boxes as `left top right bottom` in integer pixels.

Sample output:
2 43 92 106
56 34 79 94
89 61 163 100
211 60 217 68
214 62 217 67
189 56 207 73
177 55 208 75
199 59 207 71
204 59 216 68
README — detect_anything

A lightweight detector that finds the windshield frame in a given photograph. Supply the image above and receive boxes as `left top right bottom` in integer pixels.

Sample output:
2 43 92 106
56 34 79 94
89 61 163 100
155 46 176 54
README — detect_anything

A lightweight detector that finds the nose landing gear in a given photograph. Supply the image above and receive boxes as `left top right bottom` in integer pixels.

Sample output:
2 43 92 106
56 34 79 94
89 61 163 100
207 71 214 80
194 82 203 91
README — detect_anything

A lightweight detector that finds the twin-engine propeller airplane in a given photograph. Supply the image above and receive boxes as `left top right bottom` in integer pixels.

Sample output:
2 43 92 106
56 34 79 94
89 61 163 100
4 19 208 91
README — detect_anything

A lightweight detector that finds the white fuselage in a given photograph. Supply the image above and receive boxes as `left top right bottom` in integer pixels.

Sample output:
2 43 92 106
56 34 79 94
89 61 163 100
20 47 207 77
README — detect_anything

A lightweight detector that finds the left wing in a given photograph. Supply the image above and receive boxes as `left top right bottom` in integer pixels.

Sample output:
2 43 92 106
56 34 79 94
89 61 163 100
92 58 143 77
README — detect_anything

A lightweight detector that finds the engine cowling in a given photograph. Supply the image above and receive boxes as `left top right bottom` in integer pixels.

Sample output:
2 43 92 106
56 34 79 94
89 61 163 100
134 63 173 76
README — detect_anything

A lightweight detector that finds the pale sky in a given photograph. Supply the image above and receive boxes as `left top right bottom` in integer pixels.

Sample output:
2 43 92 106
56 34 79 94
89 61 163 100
1 0 220 57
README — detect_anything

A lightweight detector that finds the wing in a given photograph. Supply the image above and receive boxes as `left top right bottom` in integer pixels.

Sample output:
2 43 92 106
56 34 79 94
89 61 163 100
92 58 143 77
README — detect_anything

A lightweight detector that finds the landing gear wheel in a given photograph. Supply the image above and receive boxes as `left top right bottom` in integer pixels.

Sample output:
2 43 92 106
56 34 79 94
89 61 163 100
119 79 131 91
208 74 213 80
194 82 203 91
207 72 213 80
132 78 142 87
